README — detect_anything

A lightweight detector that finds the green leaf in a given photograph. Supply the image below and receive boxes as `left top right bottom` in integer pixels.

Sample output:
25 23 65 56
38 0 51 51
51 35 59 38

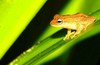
0 0 47 59
9 0 100 65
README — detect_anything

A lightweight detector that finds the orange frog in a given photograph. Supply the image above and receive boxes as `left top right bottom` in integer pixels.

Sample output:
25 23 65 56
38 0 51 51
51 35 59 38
50 13 96 40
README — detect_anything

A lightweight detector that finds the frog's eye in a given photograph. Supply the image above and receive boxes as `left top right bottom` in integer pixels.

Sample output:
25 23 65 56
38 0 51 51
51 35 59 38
57 19 63 24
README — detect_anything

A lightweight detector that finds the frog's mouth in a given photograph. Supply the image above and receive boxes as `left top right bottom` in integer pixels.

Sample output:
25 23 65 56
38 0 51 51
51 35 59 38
50 24 59 27
50 20 63 27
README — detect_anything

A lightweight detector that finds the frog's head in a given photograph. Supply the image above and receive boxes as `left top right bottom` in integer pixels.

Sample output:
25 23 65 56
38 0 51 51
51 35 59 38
50 14 67 28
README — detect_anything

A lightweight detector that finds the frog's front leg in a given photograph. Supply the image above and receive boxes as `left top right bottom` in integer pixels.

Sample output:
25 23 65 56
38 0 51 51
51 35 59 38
63 29 75 40
71 24 84 39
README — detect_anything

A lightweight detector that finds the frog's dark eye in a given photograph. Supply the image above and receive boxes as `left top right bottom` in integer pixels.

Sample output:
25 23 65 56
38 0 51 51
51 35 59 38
57 19 62 23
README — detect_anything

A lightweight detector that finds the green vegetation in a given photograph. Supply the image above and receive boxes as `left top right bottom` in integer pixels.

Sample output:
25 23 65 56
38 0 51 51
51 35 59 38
0 0 47 59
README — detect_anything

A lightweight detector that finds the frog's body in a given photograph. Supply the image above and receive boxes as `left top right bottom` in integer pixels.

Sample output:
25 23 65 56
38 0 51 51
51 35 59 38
50 13 96 40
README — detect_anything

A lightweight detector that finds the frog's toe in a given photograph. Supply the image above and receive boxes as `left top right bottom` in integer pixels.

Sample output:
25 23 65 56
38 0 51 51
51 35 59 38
63 37 67 40
70 35 75 39
63 37 66 40
63 36 69 40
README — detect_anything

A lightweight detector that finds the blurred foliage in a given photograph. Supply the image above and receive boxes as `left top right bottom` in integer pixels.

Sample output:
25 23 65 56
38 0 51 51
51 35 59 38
0 0 46 60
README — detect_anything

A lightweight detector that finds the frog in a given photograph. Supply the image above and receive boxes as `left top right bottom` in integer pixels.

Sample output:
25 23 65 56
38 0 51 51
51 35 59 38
50 13 96 40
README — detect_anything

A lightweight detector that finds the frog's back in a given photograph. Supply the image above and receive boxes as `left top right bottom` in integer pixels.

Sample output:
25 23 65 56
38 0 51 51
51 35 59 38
71 13 96 25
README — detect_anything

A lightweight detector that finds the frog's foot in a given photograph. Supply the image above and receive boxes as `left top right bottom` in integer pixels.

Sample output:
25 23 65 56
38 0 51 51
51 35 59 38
71 30 81 39
70 35 76 39
63 32 75 40
70 31 76 39
63 34 69 40
63 37 67 40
